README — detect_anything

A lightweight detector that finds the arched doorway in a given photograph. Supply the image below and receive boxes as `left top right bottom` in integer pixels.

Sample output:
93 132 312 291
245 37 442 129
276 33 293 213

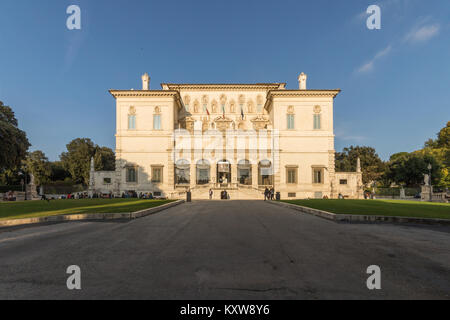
196 159 210 185
237 159 252 185
175 159 190 185
217 160 231 186
258 160 273 186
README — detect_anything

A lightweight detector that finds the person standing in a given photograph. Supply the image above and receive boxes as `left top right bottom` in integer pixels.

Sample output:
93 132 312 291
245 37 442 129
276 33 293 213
264 187 269 201
209 188 213 200
270 187 275 200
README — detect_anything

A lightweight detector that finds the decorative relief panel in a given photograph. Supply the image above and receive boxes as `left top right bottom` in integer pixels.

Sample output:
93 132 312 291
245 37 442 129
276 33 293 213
193 100 200 113
211 100 218 113
247 100 255 113
287 106 295 114
314 105 322 114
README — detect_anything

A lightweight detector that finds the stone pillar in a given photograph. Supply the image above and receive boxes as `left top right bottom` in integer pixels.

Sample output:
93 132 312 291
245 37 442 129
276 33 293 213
88 157 95 198
252 164 258 189
328 150 337 199
190 163 196 189
231 163 237 186
210 162 217 187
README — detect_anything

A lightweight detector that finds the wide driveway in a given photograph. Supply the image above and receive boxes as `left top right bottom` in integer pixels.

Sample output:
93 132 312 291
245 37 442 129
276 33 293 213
0 200 449 299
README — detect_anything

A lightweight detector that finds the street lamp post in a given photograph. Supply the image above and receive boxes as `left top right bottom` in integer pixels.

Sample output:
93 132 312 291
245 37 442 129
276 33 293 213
427 163 432 202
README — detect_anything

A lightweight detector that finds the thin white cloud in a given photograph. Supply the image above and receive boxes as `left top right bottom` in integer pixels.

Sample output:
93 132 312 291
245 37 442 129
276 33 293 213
356 45 392 74
335 128 367 142
404 24 440 43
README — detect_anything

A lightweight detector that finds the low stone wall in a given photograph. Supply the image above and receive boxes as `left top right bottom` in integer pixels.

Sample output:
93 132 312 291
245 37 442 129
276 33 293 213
0 200 184 228
268 201 450 226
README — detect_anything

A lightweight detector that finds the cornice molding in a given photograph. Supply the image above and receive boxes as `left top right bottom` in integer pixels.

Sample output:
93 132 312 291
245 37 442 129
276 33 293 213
161 83 286 91
109 90 181 98
264 89 341 112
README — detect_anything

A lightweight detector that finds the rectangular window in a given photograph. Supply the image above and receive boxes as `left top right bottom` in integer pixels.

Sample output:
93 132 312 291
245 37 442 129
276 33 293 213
128 115 136 130
103 178 111 184
313 168 323 184
153 114 161 130
313 114 321 130
287 114 295 130
287 168 297 184
288 193 296 198
126 167 137 183
152 167 162 183
340 179 348 185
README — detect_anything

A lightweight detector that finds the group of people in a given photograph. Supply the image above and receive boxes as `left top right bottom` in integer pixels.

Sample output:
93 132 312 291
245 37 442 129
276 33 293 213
264 187 276 201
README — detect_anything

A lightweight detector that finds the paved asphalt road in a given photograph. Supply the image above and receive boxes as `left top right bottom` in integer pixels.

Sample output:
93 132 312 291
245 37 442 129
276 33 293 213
0 200 449 300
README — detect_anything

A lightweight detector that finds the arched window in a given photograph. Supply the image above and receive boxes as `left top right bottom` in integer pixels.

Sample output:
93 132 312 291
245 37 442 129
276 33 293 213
258 160 273 186
175 159 190 185
287 106 295 130
238 160 252 185
313 105 322 130
153 106 161 130
217 160 231 185
128 106 136 130
196 159 210 185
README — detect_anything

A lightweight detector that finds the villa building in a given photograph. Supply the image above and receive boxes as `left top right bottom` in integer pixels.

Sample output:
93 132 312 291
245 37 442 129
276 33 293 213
89 73 363 200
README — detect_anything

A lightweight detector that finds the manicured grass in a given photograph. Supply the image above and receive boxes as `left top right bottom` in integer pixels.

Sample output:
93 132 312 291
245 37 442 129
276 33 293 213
281 199 450 220
0 199 174 221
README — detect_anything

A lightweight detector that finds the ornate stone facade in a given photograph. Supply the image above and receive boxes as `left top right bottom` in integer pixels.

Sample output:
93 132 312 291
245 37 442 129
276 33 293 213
90 73 363 199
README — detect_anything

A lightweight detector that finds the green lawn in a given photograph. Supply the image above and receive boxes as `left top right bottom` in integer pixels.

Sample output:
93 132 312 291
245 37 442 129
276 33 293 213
0 199 174 221
281 199 450 220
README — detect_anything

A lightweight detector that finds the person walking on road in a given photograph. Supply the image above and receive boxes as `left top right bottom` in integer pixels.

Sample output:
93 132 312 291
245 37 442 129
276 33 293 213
209 188 213 200
264 187 269 201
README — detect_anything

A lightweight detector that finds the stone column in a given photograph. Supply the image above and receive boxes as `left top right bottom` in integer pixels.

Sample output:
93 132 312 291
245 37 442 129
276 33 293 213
252 164 258 189
210 162 217 187
190 163 196 189
88 157 95 198
328 150 337 199
231 163 237 186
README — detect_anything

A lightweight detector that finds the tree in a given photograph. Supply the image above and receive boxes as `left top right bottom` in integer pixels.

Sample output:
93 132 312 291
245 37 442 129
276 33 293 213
60 138 116 185
60 138 96 185
23 150 52 185
385 153 441 187
335 146 385 185
416 122 450 187
50 161 71 182
0 101 30 174
94 146 115 171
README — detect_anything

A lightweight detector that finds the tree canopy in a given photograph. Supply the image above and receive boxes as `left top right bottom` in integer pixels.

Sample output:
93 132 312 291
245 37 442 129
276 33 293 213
23 150 52 186
60 138 115 185
0 101 30 173
335 146 385 185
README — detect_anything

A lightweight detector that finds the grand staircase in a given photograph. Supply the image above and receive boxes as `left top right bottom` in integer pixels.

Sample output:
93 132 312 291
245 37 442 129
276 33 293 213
190 184 265 200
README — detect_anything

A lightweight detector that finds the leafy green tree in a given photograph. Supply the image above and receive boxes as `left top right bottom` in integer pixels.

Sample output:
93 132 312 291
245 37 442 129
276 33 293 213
23 150 52 185
0 101 30 174
60 138 96 185
335 146 385 185
60 138 116 185
50 161 71 182
416 122 450 187
385 153 442 187
94 146 115 171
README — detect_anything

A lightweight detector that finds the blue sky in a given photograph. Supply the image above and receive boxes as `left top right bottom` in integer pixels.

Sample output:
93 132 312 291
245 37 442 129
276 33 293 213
0 0 449 161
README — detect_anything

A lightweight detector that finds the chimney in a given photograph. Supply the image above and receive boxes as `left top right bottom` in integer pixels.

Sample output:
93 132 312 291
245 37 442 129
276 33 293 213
141 73 150 90
298 72 307 90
